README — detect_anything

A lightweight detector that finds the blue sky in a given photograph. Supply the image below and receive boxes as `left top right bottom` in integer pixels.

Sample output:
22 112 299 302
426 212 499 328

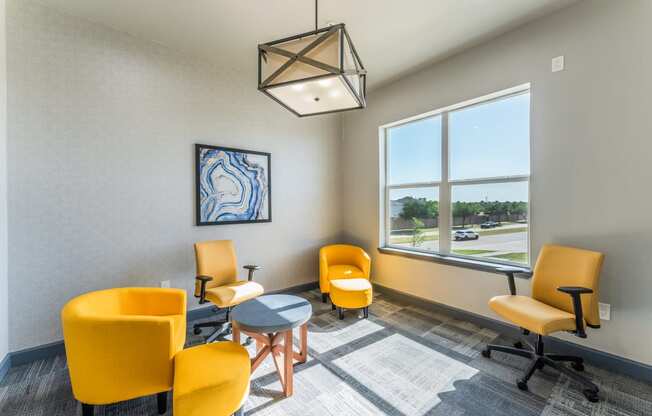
389 92 530 203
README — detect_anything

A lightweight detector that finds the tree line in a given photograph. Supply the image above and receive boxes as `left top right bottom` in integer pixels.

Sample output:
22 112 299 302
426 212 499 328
399 197 527 227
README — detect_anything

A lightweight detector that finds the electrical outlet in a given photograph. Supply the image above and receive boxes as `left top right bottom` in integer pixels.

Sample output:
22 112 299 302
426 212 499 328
552 55 564 72
599 302 611 321
160 280 171 288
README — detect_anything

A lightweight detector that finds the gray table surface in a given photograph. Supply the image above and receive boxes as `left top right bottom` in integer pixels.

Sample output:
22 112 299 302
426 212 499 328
232 294 313 333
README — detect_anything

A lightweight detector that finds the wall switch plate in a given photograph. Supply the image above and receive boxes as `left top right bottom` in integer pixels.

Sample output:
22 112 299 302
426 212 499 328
599 302 611 320
552 55 564 72
160 280 171 288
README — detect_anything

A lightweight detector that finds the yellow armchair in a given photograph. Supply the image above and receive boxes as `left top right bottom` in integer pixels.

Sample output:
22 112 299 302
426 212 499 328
61 287 187 416
319 244 371 302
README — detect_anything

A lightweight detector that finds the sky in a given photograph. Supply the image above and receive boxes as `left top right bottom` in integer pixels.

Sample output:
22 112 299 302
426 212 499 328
388 92 530 203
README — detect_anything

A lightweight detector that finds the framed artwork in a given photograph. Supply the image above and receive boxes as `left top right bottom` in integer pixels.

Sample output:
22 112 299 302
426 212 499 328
195 143 271 225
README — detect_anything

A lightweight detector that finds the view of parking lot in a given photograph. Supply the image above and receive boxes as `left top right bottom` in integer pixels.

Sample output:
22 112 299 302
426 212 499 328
390 222 528 264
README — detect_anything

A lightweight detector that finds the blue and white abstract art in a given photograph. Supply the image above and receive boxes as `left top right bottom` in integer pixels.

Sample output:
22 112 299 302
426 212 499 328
196 144 271 225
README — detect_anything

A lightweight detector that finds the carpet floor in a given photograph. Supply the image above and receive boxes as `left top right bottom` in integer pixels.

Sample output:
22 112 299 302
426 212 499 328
1 289 651 415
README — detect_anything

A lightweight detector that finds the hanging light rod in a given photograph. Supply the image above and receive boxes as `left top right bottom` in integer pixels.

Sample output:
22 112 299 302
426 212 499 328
256 0 367 117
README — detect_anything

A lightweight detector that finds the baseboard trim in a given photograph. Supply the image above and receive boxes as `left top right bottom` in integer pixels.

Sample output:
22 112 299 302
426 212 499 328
374 283 652 384
1 281 319 381
10 340 66 367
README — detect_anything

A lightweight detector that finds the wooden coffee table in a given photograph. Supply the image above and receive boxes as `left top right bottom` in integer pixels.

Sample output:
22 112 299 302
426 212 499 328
231 294 312 397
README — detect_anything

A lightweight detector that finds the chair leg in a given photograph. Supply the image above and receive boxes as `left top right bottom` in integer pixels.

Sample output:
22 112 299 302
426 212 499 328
157 392 167 415
363 307 369 319
322 293 328 303
233 405 244 416
517 358 542 390
542 356 599 399
81 404 94 416
338 307 344 320
206 322 230 343
546 354 583 364
331 301 336 311
482 337 599 403
484 344 534 360
193 319 228 335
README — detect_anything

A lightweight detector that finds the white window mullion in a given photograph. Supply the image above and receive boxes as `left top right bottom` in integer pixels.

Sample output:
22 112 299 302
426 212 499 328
439 112 451 254
383 128 390 247
448 175 529 186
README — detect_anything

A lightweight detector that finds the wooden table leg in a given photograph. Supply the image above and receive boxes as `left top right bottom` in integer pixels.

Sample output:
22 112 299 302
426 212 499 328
239 327 308 398
232 323 241 345
283 329 294 397
293 323 308 363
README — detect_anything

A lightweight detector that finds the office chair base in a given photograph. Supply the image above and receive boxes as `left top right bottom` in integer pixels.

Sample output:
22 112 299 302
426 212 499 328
194 320 253 346
482 335 599 403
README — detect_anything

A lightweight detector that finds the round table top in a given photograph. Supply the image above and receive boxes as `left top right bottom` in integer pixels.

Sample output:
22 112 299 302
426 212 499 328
232 294 313 333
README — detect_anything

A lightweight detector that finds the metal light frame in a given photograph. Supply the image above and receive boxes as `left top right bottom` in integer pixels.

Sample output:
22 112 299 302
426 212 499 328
257 23 367 117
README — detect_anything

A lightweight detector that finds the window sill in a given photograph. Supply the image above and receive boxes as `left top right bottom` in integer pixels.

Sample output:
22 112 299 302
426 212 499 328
377 247 532 278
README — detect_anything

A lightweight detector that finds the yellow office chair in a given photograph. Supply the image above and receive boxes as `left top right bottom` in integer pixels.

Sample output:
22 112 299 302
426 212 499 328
482 244 604 402
61 288 186 416
193 240 264 343
319 244 371 303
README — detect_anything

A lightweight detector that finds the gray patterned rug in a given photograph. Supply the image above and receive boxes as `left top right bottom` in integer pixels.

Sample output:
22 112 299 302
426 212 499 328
1 289 650 415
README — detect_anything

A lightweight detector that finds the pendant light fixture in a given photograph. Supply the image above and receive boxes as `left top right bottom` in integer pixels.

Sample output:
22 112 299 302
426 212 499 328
257 0 367 117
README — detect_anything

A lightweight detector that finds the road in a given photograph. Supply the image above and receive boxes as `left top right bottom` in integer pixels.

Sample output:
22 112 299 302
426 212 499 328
454 231 527 253
394 231 527 256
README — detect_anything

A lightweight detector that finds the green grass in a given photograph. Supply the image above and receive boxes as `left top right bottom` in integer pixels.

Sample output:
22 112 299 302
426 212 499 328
477 226 528 237
452 249 495 255
491 252 528 263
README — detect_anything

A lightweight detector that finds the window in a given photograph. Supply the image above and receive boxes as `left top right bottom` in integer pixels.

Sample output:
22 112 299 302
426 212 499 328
382 86 530 266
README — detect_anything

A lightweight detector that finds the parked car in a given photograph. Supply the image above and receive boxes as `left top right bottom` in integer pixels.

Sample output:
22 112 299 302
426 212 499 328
480 221 501 229
453 229 479 241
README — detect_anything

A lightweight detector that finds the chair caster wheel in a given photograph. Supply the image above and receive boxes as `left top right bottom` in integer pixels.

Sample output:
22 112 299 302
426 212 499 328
193 327 202 335
481 348 491 358
517 380 528 391
572 362 585 372
513 341 524 349
583 389 599 403
243 337 253 347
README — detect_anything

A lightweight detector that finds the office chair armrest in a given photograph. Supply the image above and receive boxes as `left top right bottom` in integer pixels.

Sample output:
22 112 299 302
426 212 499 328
557 286 593 338
243 265 262 281
195 275 213 304
496 266 524 296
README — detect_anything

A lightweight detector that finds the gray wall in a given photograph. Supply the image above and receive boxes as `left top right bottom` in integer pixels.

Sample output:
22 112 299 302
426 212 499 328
341 0 652 365
6 1 342 351
0 0 8 362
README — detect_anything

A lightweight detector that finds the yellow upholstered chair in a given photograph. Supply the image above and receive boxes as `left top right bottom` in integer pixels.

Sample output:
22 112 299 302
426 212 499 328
174 341 251 416
61 287 187 416
482 244 604 402
319 244 371 303
193 240 264 343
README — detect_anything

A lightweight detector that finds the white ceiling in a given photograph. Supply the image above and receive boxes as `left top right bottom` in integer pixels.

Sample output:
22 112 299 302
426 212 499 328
36 0 579 89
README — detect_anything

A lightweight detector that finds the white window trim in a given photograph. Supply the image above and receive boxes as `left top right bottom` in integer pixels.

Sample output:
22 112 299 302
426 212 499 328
379 84 531 267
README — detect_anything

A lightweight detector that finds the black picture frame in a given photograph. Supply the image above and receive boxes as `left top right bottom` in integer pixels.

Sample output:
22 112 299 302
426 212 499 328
195 143 272 226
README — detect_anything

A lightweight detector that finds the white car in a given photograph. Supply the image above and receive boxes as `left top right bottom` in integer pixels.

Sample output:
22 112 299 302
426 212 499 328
453 229 479 241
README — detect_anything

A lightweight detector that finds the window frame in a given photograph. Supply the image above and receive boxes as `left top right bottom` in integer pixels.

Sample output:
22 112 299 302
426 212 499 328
380 84 531 267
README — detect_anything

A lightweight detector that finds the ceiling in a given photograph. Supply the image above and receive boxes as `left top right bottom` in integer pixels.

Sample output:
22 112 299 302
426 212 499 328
36 0 579 90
